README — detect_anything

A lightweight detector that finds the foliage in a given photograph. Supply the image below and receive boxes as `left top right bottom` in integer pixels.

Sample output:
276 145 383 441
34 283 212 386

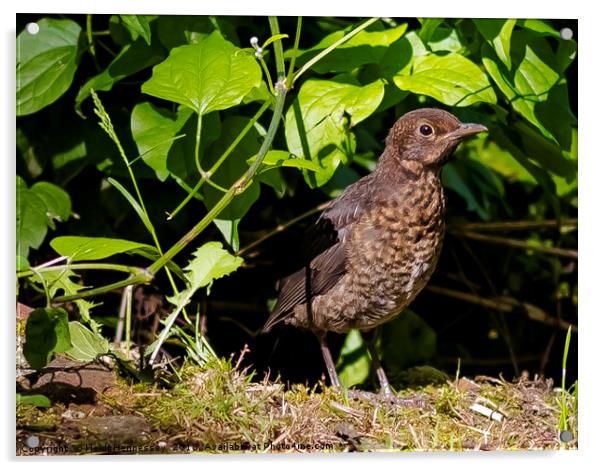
16 15 577 394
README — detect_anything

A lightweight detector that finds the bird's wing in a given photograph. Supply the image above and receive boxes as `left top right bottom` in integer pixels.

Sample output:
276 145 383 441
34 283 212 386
263 181 370 332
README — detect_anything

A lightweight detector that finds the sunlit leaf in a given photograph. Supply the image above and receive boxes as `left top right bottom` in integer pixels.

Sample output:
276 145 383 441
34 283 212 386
17 18 83 115
142 31 261 116
285 77 384 187
393 52 497 106
51 236 154 261
65 321 110 362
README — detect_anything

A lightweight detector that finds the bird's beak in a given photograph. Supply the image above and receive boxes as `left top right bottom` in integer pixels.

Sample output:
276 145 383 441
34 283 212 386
445 123 488 141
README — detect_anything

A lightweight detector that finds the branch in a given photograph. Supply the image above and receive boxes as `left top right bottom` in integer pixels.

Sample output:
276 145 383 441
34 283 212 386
426 285 577 333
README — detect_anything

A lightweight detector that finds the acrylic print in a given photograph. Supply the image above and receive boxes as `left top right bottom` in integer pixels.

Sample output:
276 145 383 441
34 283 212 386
16 14 577 454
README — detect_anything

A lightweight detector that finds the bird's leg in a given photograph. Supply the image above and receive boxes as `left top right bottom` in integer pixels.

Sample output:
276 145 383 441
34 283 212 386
363 329 393 396
315 331 341 388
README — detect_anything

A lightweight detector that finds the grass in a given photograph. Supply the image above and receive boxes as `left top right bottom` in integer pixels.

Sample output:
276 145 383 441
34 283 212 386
16 352 578 454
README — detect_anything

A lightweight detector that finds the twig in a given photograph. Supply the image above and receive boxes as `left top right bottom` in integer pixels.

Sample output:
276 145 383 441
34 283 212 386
237 201 331 256
450 219 577 232
451 230 578 259
426 285 577 332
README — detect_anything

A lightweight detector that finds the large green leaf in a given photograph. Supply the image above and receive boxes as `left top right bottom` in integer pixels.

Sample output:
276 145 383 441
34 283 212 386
65 321 110 362
131 102 193 181
50 236 154 261
24 307 71 369
17 177 71 258
285 77 384 188
393 52 497 106
474 19 516 70
17 18 83 115
141 31 261 115
75 38 166 114
293 23 408 73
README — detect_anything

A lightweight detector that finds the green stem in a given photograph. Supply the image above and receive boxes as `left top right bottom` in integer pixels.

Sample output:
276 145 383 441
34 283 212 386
286 16 303 88
86 14 100 71
194 112 204 176
168 99 271 219
19 263 149 278
259 57 275 95
292 17 379 85
268 17 286 79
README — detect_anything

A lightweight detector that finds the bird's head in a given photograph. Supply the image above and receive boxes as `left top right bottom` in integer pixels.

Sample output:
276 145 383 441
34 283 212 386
385 108 488 167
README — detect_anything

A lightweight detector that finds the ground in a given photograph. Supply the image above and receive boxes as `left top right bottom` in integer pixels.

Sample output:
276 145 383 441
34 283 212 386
16 353 577 455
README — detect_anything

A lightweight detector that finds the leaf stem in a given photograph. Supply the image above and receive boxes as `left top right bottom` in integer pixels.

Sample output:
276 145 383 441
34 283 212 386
194 112 204 176
86 14 101 71
286 16 303 88
292 17 379 85
168 99 271 219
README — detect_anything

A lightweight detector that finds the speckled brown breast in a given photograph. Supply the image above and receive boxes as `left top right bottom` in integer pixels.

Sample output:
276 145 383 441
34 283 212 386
288 171 446 333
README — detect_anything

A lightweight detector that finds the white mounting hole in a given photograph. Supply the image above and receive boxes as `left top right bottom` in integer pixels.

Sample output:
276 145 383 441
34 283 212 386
26 22 40 35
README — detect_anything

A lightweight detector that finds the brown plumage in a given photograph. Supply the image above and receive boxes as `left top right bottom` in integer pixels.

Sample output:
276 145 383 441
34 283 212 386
264 108 487 395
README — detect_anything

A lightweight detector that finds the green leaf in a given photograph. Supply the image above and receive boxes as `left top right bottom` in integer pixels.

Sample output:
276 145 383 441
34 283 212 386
285 77 384 188
262 33 288 49
171 241 243 304
141 31 261 116
17 18 83 115
250 150 324 172
148 242 242 364
294 23 408 74
31 181 71 224
65 321 110 362
427 26 466 53
32 269 96 324
107 177 155 234
336 330 370 388
482 31 576 150
119 15 152 45
393 52 496 106
443 163 489 220
50 236 153 261
131 102 193 181
16 177 47 259
75 38 165 114
516 19 560 38
17 177 71 258
16 393 52 408
213 218 240 251
418 18 444 43
202 116 262 220
474 19 516 70
23 307 71 369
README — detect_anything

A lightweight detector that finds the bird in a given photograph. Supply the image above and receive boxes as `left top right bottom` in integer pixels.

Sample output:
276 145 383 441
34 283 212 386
263 108 487 398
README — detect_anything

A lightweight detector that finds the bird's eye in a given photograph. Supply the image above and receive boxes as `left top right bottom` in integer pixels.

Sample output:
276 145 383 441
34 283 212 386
419 124 433 136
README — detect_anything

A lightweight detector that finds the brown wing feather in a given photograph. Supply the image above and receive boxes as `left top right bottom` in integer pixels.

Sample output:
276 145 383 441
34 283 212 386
263 174 375 332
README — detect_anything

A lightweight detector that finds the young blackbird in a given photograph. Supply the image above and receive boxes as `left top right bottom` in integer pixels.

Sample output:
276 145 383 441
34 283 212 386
263 108 487 397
